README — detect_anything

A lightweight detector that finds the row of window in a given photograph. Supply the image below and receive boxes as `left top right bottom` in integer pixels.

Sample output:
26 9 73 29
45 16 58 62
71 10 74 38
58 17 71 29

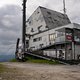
33 37 42 42
49 34 56 41
33 34 56 43
33 32 65 42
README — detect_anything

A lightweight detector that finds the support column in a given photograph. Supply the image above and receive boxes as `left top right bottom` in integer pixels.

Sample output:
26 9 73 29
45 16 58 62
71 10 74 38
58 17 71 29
65 43 67 60
72 42 75 60
55 45 57 58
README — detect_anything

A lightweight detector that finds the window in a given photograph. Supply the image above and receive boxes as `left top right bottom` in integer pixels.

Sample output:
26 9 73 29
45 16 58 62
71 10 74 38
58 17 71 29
74 29 80 42
26 19 29 22
27 18 33 25
48 17 53 23
31 28 34 32
49 34 56 41
29 21 31 24
38 25 43 32
30 47 35 50
54 19 57 21
33 37 42 42
47 11 51 15
33 38 37 42
39 44 44 48
39 37 42 41
38 25 42 29
57 32 65 37
45 26 48 28
37 11 39 14
48 17 52 19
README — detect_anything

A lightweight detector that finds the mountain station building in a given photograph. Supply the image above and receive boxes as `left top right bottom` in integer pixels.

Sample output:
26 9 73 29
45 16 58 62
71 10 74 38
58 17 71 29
26 6 80 60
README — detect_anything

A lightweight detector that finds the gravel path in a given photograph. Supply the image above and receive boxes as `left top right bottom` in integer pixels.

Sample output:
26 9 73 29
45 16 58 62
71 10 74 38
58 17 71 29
0 62 80 80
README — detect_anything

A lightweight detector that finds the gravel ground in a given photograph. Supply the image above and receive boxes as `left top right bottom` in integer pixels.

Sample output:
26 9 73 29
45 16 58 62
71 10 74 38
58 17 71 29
0 62 80 80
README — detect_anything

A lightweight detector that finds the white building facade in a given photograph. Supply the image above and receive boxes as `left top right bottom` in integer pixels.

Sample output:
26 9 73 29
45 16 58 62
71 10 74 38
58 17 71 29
26 6 80 60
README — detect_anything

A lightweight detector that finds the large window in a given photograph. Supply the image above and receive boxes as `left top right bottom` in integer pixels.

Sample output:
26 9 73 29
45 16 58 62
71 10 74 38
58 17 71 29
49 33 56 41
74 29 80 42
57 32 65 37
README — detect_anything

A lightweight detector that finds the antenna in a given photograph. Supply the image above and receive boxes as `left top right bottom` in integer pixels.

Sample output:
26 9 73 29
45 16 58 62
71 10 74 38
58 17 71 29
63 0 66 14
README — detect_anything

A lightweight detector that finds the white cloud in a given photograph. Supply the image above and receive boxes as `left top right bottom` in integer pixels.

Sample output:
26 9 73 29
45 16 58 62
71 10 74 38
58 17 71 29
0 0 21 7
2 19 13 27
0 5 22 55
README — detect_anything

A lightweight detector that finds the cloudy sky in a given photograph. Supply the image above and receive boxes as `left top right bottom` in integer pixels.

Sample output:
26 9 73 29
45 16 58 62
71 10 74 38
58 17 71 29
0 0 80 55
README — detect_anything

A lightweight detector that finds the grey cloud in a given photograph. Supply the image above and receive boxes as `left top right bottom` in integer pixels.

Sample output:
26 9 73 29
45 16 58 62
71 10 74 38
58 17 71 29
0 5 22 55
0 5 22 31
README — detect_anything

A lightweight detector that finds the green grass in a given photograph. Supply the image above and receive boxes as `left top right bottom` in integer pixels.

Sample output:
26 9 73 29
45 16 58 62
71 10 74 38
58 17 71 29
0 64 7 73
10 59 17 62
26 56 60 64
27 59 60 64
10 56 60 64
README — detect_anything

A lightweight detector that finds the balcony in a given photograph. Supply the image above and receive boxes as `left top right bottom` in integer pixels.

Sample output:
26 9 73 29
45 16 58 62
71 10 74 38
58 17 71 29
55 28 66 43
55 36 65 42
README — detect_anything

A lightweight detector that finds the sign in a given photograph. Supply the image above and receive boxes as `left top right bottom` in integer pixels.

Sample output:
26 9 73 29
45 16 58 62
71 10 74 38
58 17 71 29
66 35 72 41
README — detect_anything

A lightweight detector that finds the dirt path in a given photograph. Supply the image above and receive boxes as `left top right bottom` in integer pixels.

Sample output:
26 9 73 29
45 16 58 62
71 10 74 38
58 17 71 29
0 62 80 80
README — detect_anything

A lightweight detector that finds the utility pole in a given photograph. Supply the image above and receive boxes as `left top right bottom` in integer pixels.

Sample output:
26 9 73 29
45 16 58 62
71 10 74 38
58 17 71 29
63 0 66 14
22 0 27 53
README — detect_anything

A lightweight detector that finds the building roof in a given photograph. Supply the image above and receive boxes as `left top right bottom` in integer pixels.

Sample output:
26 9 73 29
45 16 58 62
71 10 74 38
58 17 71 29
26 6 71 35
39 6 71 29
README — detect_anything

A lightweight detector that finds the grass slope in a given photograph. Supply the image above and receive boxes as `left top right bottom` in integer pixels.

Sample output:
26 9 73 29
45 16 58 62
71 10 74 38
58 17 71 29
11 56 61 64
26 56 60 64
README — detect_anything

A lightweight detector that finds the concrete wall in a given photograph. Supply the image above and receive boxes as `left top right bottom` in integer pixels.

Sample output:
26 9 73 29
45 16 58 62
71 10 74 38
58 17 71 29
26 7 48 35
43 49 56 58
75 45 80 60
29 30 50 50
29 24 74 50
